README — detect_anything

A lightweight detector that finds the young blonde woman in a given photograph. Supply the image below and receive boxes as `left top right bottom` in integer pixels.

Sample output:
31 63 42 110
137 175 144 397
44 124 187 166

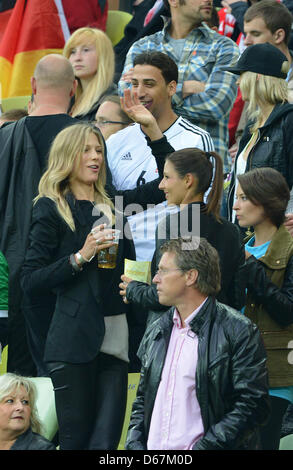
63 27 117 121
21 123 135 450
225 43 293 222
233 167 293 450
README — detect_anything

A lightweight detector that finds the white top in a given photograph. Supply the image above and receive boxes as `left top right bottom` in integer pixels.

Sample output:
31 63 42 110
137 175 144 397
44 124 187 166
100 314 129 363
106 116 214 191
107 116 214 261
127 201 180 261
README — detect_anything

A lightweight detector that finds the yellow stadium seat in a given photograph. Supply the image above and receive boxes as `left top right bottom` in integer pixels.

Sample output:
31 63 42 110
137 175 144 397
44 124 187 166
106 10 133 46
118 372 140 450
0 345 8 375
1 95 31 112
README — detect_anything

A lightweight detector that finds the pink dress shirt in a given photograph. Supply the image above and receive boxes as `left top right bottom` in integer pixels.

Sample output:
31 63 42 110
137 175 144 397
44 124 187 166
147 299 207 450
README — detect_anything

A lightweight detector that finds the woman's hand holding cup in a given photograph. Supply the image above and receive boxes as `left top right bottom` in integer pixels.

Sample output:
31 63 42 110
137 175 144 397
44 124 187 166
79 224 115 262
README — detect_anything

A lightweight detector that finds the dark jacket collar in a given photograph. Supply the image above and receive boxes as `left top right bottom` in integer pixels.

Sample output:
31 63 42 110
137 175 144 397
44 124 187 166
65 192 110 228
252 102 293 130
10 428 32 450
65 192 87 227
180 201 208 214
155 296 216 338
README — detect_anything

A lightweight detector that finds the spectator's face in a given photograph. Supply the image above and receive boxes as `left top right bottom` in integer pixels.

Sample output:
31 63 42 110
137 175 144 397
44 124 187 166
71 133 103 188
244 18 275 47
95 101 128 140
233 183 266 228
69 43 98 81
153 252 187 306
0 386 31 438
131 64 176 120
236 73 247 101
178 0 213 25
159 160 188 206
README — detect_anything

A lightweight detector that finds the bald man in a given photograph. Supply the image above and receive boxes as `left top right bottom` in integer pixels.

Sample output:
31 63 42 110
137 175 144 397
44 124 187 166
0 54 77 378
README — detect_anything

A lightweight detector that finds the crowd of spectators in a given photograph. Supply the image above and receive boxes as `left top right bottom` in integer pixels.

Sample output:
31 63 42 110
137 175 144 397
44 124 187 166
0 0 293 451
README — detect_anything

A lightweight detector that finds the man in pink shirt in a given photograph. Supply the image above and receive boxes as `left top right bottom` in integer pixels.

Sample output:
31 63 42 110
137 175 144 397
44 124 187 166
125 237 270 450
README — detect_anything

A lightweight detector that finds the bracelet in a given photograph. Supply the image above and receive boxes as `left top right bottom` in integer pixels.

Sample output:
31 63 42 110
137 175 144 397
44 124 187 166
69 254 82 272
81 247 97 263
75 251 86 266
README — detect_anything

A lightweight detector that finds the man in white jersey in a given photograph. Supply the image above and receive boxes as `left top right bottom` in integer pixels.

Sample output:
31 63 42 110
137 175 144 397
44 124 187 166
107 51 214 191
107 51 214 261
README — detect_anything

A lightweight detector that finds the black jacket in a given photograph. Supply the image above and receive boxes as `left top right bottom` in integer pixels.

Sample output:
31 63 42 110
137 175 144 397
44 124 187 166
127 202 245 315
227 103 293 220
0 118 165 373
21 195 135 364
10 428 56 450
125 297 270 450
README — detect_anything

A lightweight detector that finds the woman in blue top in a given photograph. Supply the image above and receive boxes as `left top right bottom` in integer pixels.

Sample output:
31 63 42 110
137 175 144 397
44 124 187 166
233 167 293 450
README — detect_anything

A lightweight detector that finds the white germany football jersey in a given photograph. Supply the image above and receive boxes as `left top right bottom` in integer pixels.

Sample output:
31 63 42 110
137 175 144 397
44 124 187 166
106 116 214 191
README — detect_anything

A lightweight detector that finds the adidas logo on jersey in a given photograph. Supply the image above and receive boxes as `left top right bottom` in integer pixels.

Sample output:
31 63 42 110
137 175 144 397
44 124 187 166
121 152 132 161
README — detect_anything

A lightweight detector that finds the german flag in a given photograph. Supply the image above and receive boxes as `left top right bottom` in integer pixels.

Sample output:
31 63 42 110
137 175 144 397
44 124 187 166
0 0 70 98
0 1 15 43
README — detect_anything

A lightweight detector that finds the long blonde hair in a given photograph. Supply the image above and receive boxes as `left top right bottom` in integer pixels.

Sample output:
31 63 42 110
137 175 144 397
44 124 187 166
63 27 115 117
35 123 114 231
239 70 289 132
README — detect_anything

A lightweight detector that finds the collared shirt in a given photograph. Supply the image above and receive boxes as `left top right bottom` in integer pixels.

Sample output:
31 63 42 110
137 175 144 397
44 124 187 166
147 299 207 450
119 20 240 173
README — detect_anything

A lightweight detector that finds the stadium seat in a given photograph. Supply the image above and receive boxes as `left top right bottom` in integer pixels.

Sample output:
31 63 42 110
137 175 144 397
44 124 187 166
0 345 8 375
28 377 58 442
118 372 140 450
279 433 293 450
1 95 30 112
106 10 132 46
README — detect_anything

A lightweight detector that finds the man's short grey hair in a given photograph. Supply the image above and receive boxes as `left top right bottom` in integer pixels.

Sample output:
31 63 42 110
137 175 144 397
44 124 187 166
0 373 42 434
34 54 75 88
160 237 221 296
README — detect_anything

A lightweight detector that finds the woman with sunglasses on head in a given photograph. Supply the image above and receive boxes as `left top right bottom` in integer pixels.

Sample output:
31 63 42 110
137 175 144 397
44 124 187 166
20 122 136 450
63 27 117 121
233 167 293 450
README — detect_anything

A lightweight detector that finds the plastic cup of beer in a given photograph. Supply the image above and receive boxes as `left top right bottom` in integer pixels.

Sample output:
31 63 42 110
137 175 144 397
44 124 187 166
98 229 121 269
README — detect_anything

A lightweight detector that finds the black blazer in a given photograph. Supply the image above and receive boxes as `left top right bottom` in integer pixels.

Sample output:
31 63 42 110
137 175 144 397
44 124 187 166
21 194 136 364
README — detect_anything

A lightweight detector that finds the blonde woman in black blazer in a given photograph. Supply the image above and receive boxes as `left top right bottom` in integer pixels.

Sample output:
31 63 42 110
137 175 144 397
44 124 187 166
21 123 135 450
